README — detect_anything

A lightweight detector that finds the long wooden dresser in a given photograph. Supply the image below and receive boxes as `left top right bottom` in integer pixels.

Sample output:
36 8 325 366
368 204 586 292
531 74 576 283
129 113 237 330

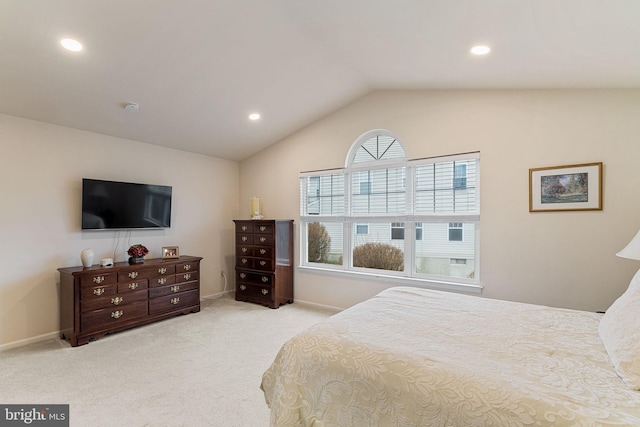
58 255 202 347
234 219 293 308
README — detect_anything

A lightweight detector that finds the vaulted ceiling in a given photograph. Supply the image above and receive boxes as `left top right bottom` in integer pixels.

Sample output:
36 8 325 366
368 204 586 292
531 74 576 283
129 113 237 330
1 1 639 161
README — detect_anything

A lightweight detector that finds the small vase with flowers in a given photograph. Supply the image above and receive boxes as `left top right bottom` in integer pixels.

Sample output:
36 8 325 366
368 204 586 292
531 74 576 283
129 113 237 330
127 244 149 264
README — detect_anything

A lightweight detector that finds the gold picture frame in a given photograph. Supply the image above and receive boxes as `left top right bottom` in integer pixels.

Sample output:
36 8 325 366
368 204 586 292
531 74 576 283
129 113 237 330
162 246 180 259
529 162 602 212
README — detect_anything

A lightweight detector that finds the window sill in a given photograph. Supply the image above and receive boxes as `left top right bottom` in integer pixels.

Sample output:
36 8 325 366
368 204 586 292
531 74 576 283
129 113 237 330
297 265 483 295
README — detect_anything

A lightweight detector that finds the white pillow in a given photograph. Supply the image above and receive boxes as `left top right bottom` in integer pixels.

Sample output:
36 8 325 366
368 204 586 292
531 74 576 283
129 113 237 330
627 268 640 290
599 287 640 390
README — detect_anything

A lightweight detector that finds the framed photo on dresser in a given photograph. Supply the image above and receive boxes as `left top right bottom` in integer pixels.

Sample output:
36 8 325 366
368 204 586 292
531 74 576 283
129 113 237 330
162 246 180 259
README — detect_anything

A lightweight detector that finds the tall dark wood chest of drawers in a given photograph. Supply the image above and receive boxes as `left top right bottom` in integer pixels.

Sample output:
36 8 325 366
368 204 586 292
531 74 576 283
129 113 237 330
58 255 202 347
234 219 293 308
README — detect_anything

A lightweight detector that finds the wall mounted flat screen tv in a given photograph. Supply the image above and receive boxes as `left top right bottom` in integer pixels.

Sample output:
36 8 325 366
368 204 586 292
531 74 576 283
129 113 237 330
82 178 172 230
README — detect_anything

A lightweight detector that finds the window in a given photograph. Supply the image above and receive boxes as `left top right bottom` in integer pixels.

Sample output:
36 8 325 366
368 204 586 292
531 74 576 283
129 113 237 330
391 222 404 240
448 222 463 241
356 224 369 235
391 222 423 240
299 129 480 289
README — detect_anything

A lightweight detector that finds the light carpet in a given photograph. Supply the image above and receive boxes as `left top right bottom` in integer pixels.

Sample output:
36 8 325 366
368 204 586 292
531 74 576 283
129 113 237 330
0 295 337 426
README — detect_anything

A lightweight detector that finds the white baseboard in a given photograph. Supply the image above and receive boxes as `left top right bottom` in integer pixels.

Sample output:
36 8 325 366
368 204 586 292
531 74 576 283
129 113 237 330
201 290 234 300
0 331 60 352
292 299 343 313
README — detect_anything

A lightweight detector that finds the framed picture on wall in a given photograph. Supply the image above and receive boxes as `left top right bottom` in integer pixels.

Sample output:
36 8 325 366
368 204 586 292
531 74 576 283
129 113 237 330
162 246 180 259
529 162 602 212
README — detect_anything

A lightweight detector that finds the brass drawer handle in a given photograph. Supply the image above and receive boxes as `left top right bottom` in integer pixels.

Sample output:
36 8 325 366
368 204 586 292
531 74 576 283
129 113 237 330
262 276 269 283
171 285 180 293
128 272 138 279
241 258 248 264
261 289 268 295
239 285 246 291
158 267 167 274
158 278 167 285
260 261 266 266
183 265 191 271
183 273 191 280
93 287 105 296
170 297 180 305
111 297 124 305
128 282 139 290
242 225 247 231
239 273 246 279
111 310 123 319
260 226 266 231
242 236 248 242
93 276 105 284
260 249 266 255
259 237 266 243
241 247 248 253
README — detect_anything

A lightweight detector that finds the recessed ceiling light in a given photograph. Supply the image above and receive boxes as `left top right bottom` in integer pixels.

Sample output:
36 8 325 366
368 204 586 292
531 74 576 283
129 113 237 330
249 113 261 121
470 45 491 55
60 38 83 52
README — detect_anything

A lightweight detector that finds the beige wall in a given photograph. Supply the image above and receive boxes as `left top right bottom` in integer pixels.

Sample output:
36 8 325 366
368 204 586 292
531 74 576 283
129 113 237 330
240 89 640 312
0 114 240 347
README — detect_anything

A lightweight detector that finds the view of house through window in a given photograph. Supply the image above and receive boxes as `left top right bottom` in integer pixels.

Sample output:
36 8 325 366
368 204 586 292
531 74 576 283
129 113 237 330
300 130 479 285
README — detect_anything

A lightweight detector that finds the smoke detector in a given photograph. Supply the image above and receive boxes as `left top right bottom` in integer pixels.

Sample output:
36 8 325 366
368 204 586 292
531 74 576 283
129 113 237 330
124 102 139 113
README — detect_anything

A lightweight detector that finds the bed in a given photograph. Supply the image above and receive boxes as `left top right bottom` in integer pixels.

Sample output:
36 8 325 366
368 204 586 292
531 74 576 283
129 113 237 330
261 286 640 426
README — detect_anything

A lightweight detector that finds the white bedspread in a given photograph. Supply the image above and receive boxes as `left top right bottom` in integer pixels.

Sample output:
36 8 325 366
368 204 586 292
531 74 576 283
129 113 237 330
261 287 640 426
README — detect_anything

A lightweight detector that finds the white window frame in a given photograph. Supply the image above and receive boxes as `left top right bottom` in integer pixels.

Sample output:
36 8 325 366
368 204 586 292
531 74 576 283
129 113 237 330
356 223 369 235
299 130 481 294
448 222 464 242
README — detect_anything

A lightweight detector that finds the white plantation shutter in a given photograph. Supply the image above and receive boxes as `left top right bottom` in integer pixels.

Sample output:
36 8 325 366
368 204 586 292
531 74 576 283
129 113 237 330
352 134 406 164
300 170 345 216
351 167 406 215
414 154 479 219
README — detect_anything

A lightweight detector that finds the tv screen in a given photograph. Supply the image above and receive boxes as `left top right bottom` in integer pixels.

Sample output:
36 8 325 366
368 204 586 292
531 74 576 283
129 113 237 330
82 178 172 230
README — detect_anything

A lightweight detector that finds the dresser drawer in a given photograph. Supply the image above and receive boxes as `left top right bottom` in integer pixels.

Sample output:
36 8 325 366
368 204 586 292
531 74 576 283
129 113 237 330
149 275 176 288
81 300 148 333
175 270 199 284
149 281 198 299
236 256 254 269
254 246 272 258
149 289 199 315
80 272 117 287
237 270 273 286
176 261 199 273
254 223 274 234
254 258 273 271
236 283 274 302
235 222 254 233
117 279 149 293
117 267 154 282
81 283 117 301
237 234 254 244
236 245 254 257
254 234 273 246
81 289 148 313
152 265 176 276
